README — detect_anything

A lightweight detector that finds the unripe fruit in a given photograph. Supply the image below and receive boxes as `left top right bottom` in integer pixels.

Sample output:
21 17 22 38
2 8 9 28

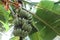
13 9 33 38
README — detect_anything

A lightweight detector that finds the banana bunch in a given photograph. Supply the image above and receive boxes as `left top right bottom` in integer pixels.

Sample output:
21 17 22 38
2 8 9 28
13 9 32 38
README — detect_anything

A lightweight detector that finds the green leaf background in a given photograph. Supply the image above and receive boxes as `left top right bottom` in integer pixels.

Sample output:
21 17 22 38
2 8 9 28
30 1 60 40
0 4 10 31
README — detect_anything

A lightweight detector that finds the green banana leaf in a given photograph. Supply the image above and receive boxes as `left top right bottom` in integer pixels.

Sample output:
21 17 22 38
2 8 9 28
52 3 60 15
30 1 60 40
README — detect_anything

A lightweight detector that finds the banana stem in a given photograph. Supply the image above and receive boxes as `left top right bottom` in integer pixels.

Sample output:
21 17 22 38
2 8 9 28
19 37 23 40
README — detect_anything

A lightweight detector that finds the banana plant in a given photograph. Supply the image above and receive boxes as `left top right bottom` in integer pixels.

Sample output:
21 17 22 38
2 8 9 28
0 0 60 40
